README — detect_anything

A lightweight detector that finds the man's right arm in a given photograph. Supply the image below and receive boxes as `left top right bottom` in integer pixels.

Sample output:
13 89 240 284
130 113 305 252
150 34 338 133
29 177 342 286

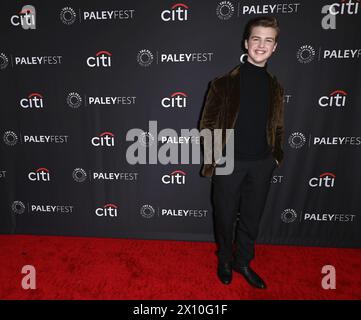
199 79 223 166
199 79 222 131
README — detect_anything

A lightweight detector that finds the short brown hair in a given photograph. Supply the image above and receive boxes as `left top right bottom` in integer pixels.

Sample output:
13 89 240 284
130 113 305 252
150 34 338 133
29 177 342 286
243 16 280 43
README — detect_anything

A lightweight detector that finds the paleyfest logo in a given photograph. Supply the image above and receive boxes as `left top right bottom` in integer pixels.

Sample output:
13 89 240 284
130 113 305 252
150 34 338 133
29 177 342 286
136 49 214 66
72 168 87 182
60 7 135 25
297 45 316 63
60 7 76 25
140 204 155 218
297 45 361 63
0 53 9 70
281 208 356 223
216 1 235 20
281 208 298 223
137 49 154 67
288 132 306 149
67 92 83 108
3 131 18 146
12 201 26 214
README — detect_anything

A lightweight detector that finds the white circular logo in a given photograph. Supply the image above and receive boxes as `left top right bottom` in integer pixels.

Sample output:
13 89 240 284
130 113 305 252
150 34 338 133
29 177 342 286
140 204 155 219
281 208 297 223
0 53 9 70
60 7 77 25
216 1 235 20
3 131 18 146
72 168 87 182
288 132 306 149
67 92 82 108
240 53 248 64
297 45 315 64
140 131 155 147
137 49 154 67
12 201 26 214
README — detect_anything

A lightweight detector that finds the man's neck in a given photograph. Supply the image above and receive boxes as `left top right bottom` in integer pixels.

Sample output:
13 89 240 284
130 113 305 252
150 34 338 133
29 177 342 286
246 57 267 68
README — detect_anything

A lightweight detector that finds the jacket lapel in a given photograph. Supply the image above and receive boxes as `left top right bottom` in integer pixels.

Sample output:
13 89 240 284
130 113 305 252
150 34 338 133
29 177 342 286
228 64 241 129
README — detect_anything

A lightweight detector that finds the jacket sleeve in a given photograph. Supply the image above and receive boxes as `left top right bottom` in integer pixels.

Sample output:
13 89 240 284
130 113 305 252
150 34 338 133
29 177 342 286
199 79 223 165
199 79 222 131
274 84 285 162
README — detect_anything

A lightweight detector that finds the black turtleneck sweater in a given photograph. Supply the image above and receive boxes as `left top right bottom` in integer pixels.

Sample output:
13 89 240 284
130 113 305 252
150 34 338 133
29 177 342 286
233 59 272 160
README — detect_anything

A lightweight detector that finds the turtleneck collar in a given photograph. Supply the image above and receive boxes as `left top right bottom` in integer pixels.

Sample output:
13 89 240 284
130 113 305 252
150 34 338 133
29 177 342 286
243 59 267 72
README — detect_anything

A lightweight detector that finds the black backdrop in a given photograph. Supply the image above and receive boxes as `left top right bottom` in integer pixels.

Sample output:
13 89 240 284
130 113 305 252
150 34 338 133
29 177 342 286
1 0 360 248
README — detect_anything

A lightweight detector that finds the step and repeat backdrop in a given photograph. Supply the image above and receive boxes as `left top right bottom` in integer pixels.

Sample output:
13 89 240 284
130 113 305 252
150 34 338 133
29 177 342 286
1 0 360 247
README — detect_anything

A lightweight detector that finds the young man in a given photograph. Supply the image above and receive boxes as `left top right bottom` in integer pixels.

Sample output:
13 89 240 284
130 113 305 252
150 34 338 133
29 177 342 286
199 16 285 289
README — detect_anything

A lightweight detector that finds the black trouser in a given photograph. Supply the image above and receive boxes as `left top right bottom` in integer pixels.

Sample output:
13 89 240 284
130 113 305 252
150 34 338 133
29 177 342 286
211 153 277 266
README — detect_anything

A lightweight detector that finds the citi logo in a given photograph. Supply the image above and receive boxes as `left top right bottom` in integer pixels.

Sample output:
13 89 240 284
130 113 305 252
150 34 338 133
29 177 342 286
309 172 336 188
95 203 118 217
161 3 189 21
328 0 360 15
28 168 51 181
87 51 112 67
11 5 36 29
91 132 115 147
0 53 9 70
318 90 347 107
161 92 187 108
162 170 186 184
20 93 44 109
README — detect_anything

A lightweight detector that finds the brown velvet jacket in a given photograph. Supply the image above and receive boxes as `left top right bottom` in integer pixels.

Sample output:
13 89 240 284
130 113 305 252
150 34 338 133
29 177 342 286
199 63 285 177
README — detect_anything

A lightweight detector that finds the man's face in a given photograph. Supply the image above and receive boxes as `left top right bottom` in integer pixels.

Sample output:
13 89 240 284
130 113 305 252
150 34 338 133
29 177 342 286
244 26 278 67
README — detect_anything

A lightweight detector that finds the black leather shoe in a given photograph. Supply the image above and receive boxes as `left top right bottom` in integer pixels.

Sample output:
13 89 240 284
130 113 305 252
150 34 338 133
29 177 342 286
217 262 232 285
233 265 267 289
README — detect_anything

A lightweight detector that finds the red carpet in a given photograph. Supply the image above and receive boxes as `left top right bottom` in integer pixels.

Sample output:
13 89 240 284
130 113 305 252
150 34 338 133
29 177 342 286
0 235 360 300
